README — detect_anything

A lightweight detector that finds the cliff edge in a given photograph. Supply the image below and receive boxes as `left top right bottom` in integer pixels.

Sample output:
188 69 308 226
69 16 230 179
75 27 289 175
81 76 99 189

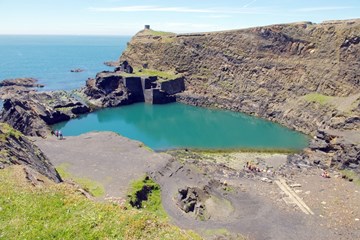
120 19 360 135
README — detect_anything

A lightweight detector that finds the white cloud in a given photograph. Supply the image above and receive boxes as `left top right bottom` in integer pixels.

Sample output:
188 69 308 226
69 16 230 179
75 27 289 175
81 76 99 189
205 15 232 19
242 0 257 8
88 5 216 13
295 6 354 12
88 5 272 15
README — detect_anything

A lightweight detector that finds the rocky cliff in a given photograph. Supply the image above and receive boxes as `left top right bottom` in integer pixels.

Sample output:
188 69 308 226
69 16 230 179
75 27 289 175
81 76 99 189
0 123 62 182
120 19 360 171
0 78 90 137
120 19 360 135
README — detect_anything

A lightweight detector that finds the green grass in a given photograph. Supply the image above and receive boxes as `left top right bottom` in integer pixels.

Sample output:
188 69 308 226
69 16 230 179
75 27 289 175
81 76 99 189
303 93 334 105
56 163 105 197
0 166 202 240
340 169 360 186
146 29 175 36
127 176 167 219
134 68 180 80
0 123 22 142
138 143 154 152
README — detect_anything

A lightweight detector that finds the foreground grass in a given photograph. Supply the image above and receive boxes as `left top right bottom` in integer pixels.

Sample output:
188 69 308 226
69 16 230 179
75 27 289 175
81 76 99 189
127 176 167 219
56 163 105 197
0 166 202 240
341 169 360 186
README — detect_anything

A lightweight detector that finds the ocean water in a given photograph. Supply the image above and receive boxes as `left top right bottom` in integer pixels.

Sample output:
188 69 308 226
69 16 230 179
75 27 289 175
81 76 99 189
53 102 309 151
0 35 131 91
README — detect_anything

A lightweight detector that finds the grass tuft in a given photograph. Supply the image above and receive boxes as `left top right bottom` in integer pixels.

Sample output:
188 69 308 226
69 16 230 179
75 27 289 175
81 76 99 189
127 176 167 219
0 166 201 240
303 93 334 105
340 169 360 186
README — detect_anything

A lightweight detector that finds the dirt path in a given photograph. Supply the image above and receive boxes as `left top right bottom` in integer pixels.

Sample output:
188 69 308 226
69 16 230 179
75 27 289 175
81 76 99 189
32 132 171 199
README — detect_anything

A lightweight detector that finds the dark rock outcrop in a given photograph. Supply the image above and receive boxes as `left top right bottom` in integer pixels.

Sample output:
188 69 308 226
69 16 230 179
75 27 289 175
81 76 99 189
0 90 90 137
83 72 131 107
0 123 62 182
82 71 185 107
0 78 44 88
70 68 84 73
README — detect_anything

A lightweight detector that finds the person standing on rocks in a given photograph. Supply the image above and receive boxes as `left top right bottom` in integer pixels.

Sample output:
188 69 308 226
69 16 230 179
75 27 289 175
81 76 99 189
58 130 62 140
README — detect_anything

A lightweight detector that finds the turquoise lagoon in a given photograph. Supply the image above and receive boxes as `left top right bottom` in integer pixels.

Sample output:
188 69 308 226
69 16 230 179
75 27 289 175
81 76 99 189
53 102 309 151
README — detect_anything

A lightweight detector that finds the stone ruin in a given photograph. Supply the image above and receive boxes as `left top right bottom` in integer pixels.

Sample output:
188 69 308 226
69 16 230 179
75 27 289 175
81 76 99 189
123 75 185 104
177 186 210 220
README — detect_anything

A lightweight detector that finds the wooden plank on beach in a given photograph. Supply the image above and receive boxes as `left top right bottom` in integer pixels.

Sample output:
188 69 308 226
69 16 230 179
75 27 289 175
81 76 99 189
275 178 314 215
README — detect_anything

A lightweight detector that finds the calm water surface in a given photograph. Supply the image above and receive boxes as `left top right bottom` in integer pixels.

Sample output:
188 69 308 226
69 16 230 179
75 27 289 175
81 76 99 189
53 103 309 151
2 35 309 151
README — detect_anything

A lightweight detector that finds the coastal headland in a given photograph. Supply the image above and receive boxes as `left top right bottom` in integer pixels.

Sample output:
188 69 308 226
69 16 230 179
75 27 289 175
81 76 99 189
0 19 360 239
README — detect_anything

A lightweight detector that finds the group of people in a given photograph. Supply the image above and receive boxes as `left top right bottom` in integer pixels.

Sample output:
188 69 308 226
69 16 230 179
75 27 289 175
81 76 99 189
245 161 262 173
51 130 63 140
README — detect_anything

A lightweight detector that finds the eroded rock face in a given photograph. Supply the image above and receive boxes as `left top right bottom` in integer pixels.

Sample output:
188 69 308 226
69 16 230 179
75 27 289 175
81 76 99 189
177 187 210 220
0 123 62 183
0 90 90 137
83 72 131 108
82 71 186 107
121 19 360 172
120 20 360 134
287 129 360 174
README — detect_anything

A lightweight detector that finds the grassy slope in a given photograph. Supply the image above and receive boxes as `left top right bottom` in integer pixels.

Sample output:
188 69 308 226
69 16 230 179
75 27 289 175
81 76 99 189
127 176 167 219
0 166 201 240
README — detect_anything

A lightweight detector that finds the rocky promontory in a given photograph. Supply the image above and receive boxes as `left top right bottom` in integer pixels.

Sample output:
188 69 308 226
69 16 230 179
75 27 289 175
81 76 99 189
0 78 90 137
119 20 360 171
81 62 185 107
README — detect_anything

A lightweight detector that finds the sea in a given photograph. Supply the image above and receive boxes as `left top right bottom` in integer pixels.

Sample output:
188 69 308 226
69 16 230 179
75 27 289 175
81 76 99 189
0 35 131 91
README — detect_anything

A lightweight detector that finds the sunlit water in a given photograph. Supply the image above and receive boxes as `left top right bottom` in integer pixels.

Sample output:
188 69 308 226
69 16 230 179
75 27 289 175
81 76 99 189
0 35 130 91
1 35 309 151
53 102 309 151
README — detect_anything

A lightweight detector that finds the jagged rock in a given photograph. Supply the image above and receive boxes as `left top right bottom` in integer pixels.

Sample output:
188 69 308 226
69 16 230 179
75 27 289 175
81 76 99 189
83 72 131 107
0 91 90 137
82 70 185 107
177 186 210 220
0 78 44 88
0 123 62 182
290 129 360 173
70 68 84 73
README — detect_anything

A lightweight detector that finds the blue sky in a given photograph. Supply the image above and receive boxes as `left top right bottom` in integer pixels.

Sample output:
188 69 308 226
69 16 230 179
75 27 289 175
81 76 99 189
0 0 359 35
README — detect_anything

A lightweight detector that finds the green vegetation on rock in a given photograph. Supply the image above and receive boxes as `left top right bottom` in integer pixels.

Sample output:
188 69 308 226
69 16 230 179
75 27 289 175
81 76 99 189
135 68 180 80
127 176 167 219
0 123 22 142
145 29 175 36
341 169 360 186
303 93 334 105
0 166 201 240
